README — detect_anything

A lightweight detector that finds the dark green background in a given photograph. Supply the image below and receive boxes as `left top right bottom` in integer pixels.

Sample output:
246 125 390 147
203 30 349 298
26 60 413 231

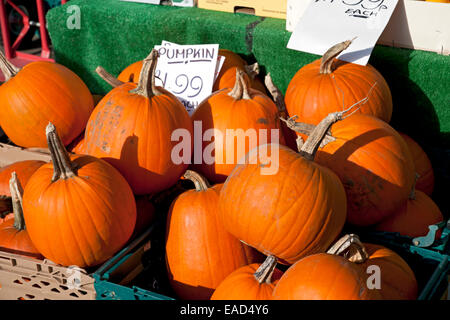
46 0 450 213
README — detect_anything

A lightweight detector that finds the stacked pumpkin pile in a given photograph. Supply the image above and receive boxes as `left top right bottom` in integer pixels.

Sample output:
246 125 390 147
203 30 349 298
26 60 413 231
0 38 443 300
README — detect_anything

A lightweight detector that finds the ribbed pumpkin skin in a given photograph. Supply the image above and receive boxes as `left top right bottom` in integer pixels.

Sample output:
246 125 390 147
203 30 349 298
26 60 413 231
0 160 45 196
272 253 381 300
191 88 284 183
211 263 283 300
22 155 136 267
219 144 347 264
166 184 262 300
375 190 443 238
285 59 392 126
83 82 193 195
117 61 142 83
0 62 94 148
0 213 42 259
399 133 434 196
313 114 415 226
361 244 418 300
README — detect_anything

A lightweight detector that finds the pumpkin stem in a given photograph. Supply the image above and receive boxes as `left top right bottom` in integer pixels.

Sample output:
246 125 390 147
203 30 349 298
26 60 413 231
96 66 125 88
183 170 210 191
327 234 369 264
0 50 20 81
228 69 251 100
130 49 163 98
9 172 25 231
319 37 356 74
254 255 277 284
244 62 260 80
46 123 77 182
265 73 286 114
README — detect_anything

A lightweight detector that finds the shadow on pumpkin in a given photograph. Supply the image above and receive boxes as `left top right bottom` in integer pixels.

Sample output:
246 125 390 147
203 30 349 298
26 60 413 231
314 128 416 227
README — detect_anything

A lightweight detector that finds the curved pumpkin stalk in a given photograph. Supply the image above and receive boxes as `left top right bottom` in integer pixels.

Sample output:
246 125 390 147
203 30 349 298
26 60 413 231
95 66 124 88
327 234 369 264
228 69 251 100
254 255 277 284
130 49 163 98
0 50 20 81
320 37 357 74
183 170 211 191
9 172 25 231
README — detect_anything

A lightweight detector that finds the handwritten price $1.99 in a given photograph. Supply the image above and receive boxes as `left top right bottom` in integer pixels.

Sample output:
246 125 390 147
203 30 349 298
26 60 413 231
155 70 204 98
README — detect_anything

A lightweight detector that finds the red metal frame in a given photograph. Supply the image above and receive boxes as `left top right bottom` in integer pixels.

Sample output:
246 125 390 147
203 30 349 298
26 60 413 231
0 0 69 63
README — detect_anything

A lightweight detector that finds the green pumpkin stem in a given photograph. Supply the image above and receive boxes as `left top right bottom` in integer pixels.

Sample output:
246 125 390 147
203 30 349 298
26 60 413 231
96 66 124 88
319 38 356 74
229 69 251 100
46 123 77 182
183 170 210 191
327 234 369 264
130 49 163 98
0 50 20 81
9 172 25 231
254 255 277 284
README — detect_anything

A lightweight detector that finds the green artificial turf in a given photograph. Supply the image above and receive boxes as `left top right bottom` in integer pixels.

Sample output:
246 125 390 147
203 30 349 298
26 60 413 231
47 0 450 212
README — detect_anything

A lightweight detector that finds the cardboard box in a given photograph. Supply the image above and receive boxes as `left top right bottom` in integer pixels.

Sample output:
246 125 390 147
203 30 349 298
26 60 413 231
0 143 51 167
286 0 450 55
198 0 287 20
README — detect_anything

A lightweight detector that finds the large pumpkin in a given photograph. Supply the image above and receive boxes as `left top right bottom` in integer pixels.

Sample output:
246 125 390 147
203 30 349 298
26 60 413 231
211 255 283 300
84 50 193 195
22 123 136 267
191 70 285 183
272 235 417 300
165 170 263 300
0 51 94 148
0 172 42 259
375 187 443 238
285 39 392 126
399 133 434 195
284 113 416 226
219 112 347 264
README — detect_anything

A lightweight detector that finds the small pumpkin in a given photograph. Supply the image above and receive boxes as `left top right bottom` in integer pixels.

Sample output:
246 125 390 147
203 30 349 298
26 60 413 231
211 255 283 300
0 50 94 148
84 50 193 195
219 111 348 264
0 172 42 259
272 235 417 300
0 160 46 197
22 123 136 267
285 39 392 126
375 184 444 238
399 133 434 195
191 69 285 183
165 170 263 300
284 113 416 227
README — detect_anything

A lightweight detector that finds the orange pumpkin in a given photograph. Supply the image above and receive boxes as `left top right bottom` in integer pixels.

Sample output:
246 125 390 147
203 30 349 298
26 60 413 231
211 255 283 300
285 113 416 226
272 235 417 300
219 112 347 264
22 123 136 267
165 170 263 300
84 50 193 195
0 51 94 148
191 70 285 183
0 172 42 259
375 188 443 238
399 133 434 195
285 39 392 126
0 160 45 197
425 0 449 3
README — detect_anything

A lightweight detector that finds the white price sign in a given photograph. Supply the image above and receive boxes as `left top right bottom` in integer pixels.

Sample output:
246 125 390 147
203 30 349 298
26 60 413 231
154 43 219 115
287 0 399 65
